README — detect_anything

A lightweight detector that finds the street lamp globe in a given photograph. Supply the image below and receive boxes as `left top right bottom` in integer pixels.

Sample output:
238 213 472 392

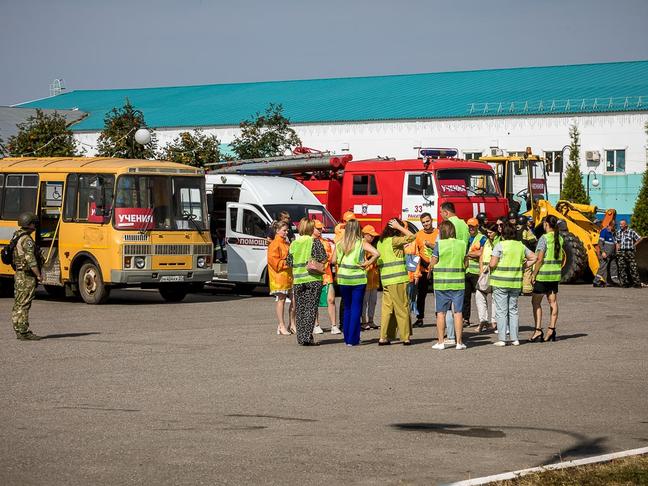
134 128 152 145
591 178 600 188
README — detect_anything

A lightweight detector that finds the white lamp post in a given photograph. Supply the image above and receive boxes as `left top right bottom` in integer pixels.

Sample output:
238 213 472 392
134 128 152 146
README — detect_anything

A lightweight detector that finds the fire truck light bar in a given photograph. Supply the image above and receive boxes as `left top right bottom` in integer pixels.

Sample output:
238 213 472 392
420 148 458 158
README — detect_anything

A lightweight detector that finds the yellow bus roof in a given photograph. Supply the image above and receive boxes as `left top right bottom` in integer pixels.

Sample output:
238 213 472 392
0 157 204 175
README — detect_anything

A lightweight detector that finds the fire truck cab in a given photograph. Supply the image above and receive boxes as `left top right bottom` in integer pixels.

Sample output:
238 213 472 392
302 149 509 230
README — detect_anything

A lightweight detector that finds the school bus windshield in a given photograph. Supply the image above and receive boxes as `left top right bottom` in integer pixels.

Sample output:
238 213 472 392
114 175 207 231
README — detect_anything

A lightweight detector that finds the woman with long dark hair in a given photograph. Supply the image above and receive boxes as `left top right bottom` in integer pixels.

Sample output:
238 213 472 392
530 215 563 342
376 218 415 345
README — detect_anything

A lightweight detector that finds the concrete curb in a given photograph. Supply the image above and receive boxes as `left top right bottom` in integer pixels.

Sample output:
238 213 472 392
446 446 648 485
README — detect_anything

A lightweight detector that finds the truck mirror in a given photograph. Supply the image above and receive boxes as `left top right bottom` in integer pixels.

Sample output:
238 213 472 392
421 175 429 191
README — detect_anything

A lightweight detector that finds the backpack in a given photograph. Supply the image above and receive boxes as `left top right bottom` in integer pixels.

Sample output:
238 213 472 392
1 233 23 268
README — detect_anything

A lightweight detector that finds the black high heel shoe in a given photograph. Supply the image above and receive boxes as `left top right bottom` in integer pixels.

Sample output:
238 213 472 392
529 328 544 343
544 327 556 342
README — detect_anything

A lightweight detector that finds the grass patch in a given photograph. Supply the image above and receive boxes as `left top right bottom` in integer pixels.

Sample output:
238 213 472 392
492 454 648 485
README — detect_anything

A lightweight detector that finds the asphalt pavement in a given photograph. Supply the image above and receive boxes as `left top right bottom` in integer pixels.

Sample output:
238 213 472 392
1 284 647 485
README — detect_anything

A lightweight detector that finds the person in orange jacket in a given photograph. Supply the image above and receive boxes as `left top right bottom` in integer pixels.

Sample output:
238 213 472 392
313 219 341 334
267 221 295 335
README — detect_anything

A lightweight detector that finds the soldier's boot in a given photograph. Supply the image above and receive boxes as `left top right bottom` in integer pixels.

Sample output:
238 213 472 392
16 331 43 341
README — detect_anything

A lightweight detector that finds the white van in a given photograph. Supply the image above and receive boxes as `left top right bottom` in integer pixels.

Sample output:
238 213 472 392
205 174 337 290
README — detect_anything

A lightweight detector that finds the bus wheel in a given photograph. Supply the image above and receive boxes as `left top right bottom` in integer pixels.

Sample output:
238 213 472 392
44 285 66 299
159 284 189 302
79 262 111 304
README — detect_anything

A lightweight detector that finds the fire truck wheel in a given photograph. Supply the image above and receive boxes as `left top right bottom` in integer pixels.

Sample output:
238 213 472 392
159 283 189 302
560 232 587 283
78 262 111 304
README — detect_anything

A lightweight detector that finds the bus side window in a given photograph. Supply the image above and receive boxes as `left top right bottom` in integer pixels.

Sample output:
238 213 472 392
1 174 38 220
64 174 78 221
0 174 4 216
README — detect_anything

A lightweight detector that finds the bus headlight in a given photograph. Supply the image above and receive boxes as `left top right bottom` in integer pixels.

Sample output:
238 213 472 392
134 256 146 269
197 256 206 268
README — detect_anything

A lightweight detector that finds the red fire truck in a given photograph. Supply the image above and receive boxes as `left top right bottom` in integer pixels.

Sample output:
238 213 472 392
211 148 509 230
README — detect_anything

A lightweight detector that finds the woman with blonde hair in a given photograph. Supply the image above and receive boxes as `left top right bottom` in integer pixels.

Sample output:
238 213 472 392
287 217 329 345
336 219 380 346
267 221 295 335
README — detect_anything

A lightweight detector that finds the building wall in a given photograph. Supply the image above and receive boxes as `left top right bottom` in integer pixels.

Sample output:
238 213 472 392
74 111 647 214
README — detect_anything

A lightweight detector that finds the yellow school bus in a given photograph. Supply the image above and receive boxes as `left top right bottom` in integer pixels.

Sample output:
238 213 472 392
0 157 213 304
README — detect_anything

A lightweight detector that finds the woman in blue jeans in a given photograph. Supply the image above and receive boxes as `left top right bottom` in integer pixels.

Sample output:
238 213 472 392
336 219 380 346
488 222 536 346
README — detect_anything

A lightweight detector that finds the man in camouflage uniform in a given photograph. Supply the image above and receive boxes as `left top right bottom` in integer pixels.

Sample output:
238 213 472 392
12 212 43 340
615 219 644 288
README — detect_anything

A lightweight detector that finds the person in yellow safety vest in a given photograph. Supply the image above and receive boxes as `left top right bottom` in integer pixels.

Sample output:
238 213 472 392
463 218 488 327
376 218 415 346
313 219 341 335
518 215 538 295
529 215 563 343
361 225 381 330
334 210 357 330
488 222 537 347
336 219 380 346
428 221 468 350
477 222 501 332
287 217 329 346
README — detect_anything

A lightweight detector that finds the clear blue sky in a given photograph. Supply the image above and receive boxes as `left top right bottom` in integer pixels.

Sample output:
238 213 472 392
1 0 647 106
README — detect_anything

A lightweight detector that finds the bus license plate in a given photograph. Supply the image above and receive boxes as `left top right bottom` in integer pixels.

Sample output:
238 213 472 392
160 275 185 282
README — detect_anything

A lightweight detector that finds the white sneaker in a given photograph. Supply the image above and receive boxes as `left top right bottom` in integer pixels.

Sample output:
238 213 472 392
455 343 467 350
313 326 324 334
493 341 506 347
512 340 520 346
330 326 342 335
494 329 498 334
432 342 446 350
444 339 456 345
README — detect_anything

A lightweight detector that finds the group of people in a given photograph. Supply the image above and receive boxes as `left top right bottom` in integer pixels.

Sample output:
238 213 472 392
593 218 645 288
267 203 567 349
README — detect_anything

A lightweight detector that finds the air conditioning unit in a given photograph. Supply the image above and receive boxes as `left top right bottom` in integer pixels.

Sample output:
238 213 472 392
490 147 503 156
585 150 600 162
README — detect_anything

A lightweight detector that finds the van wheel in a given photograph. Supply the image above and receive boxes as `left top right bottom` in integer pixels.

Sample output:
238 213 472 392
78 262 111 304
159 284 189 302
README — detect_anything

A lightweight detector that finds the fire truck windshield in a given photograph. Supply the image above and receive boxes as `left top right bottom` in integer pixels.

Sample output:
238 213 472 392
265 204 337 232
436 169 499 197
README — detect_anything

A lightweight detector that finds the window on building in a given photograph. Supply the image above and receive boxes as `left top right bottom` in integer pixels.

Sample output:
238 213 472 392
544 151 564 173
1 174 39 220
352 175 378 195
605 150 625 173
463 151 482 160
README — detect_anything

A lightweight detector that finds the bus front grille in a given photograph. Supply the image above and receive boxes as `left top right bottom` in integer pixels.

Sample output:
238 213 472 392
124 244 212 256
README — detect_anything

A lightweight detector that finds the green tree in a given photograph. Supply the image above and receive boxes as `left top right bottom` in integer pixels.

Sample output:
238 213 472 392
160 129 222 168
230 103 302 159
96 99 157 159
630 122 648 235
560 124 590 204
7 109 79 157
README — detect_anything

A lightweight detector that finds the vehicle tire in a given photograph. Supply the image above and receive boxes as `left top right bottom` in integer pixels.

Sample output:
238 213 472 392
44 284 66 299
159 283 189 302
78 262 111 304
560 231 587 283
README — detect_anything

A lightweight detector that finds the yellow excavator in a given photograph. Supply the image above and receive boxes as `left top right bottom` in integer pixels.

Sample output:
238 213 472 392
479 149 616 282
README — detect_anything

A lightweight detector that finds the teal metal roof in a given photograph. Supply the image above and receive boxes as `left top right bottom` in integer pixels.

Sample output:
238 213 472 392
17 60 648 131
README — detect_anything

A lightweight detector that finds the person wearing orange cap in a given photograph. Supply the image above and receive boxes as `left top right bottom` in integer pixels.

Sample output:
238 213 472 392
361 225 380 330
463 217 488 327
313 219 341 335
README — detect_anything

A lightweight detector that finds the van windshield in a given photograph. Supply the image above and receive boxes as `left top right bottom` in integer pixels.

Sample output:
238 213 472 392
114 175 207 231
436 169 499 197
264 204 337 233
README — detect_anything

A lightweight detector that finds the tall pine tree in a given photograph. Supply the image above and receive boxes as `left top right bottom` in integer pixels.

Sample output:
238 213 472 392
96 99 157 159
560 123 590 204
630 122 648 235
